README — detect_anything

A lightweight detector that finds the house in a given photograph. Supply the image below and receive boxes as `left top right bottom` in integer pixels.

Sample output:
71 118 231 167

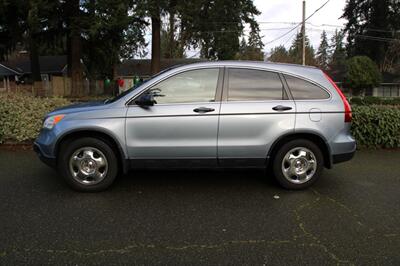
0 55 69 94
0 63 20 92
327 69 400 97
0 55 95 96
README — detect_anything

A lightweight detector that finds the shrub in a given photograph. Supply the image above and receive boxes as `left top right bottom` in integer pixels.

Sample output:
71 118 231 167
344 56 381 95
0 94 70 143
0 94 399 149
351 105 400 148
350 96 400 106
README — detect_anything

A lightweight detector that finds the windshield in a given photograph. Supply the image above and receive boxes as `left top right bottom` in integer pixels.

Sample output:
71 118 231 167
104 66 179 104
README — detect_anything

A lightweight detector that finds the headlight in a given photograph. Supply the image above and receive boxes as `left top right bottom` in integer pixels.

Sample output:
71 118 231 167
43 114 65 129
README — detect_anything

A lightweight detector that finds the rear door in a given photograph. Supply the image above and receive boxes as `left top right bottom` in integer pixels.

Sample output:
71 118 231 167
218 67 296 167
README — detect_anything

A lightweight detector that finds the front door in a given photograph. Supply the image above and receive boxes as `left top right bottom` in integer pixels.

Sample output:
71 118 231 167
125 68 223 167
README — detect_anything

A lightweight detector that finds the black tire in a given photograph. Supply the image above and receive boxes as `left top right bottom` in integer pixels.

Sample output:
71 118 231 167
272 139 324 190
58 137 119 192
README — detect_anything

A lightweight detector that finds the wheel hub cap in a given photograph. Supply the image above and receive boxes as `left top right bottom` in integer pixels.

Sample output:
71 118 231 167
69 147 108 185
281 147 317 184
81 159 97 175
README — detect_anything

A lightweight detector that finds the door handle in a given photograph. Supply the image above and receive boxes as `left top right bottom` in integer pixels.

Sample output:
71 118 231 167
272 105 292 111
193 107 215 113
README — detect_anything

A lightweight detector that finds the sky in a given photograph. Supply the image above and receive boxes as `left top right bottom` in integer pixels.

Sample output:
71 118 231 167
253 0 347 56
144 0 348 59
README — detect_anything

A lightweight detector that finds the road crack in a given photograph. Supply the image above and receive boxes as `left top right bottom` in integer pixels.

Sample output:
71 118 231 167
293 195 353 265
3 238 297 257
311 188 366 227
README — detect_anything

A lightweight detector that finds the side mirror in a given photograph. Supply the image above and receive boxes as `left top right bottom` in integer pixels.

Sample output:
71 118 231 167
135 93 155 107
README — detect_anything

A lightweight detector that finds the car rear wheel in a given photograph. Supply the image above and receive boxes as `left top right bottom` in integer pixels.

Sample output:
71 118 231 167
58 137 118 192
272 139 323 190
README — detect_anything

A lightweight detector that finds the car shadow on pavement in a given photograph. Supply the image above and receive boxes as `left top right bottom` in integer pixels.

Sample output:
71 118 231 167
115 168 277 191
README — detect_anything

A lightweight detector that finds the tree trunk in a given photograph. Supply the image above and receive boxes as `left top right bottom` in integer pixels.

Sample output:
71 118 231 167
166 0 176 58
89 78 97 95
151 12 161 75
178 21 186 58
29 35 41 82
70 33 83 97
67 0 83 97
29 34 42 96
167 12 175 58
67 35 72 77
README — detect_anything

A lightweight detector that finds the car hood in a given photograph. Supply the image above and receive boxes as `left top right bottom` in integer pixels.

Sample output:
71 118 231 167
47 100 107 116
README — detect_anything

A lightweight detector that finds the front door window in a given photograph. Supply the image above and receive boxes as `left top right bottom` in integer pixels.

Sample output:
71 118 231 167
150 68 219 104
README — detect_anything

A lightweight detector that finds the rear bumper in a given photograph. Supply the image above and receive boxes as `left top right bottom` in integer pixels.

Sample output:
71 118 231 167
33 142 56 168
329 129 356 165
332 150 355 164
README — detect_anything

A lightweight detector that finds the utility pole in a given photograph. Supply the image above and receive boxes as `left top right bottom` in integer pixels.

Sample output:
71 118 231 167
302 0 306 66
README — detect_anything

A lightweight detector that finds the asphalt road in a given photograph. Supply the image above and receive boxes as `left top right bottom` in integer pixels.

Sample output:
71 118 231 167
0 149 399 265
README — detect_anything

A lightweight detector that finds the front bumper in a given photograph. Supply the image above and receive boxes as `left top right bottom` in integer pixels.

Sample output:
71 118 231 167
33 142 56 168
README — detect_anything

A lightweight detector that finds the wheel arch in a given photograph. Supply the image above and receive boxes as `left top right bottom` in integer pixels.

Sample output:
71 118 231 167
267 131 332 169
55 128 129 174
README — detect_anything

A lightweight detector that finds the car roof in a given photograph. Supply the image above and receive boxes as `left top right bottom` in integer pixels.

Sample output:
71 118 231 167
169 60 327 87
170 60 319 72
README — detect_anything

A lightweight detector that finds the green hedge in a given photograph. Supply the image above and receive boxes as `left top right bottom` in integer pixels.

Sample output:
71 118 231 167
350 96 400 106
0 94 399 148
351 105 400 148
0 94 70 143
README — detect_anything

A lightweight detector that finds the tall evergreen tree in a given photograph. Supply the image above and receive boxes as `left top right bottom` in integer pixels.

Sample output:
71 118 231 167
82 0 147 94
65 0 83 96
177 0 261 60
235 25 264 61
136 0 168 74
329 29 347 72
289 32 316 66
316 30 329 70
342 0 400 69
267 45 292 63
161 28 185 58
382 33 400 73
0 0 62 92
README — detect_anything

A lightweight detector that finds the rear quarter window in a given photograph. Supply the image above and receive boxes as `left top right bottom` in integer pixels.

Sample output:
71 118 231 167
284 74 330 100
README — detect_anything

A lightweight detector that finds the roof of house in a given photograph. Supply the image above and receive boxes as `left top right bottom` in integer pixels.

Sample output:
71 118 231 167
116 58 206 77
0 63 21 76
1 55 67 75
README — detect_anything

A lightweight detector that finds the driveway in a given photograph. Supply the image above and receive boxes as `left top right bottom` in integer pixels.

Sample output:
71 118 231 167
0 149 399 265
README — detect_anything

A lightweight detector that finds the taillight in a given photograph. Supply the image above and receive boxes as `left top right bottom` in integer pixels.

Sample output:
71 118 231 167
324 73 352 123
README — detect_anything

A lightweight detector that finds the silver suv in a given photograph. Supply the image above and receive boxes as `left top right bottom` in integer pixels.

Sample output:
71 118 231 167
34 61 356 191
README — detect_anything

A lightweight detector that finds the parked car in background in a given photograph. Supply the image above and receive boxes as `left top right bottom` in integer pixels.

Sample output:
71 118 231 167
34 61 356 191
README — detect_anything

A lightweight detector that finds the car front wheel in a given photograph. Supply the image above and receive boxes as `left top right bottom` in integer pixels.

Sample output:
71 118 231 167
58 137 118 192
272 139 323 190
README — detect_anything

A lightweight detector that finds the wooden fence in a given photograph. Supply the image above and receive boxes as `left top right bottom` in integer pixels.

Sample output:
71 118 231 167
2 76 105 97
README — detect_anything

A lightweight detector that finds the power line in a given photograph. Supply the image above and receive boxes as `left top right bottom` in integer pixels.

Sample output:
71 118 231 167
264 0 331 46
306 22 342 28
144 27 299 35
258 27 295 31
355 34 400 42
160 21 299 25
282 31 298 47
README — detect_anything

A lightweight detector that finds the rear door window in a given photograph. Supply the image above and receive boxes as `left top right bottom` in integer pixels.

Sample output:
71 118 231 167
284 74 330 100
228 68 287 101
